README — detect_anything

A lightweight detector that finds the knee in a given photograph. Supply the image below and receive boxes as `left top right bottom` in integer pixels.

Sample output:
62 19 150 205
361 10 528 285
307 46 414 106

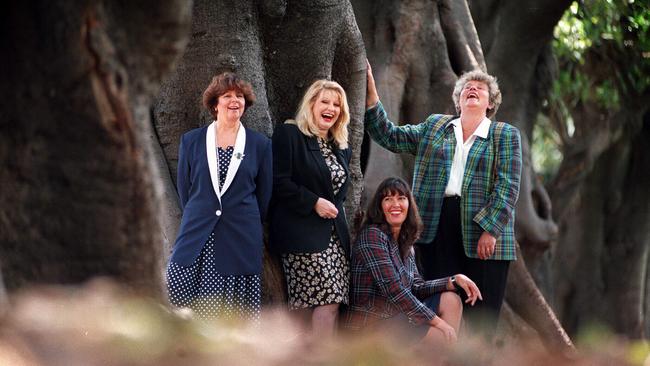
440 291 462 313
313 304 339 321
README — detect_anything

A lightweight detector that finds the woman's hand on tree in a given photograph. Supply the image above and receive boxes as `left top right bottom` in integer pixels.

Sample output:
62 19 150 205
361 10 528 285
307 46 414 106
366 59 380 109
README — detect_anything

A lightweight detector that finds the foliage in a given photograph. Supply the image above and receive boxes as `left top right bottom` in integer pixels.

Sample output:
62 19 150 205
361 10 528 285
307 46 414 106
532 114 564 182
533 0 650 178
552 0 650 111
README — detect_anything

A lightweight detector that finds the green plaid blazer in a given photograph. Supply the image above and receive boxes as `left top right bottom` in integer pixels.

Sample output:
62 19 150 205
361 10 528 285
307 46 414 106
365 101 522 261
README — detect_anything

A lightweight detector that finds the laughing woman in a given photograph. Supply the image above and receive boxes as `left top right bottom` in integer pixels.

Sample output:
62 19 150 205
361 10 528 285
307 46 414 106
269 80 352 338
345 177 481 345
166 72 272 322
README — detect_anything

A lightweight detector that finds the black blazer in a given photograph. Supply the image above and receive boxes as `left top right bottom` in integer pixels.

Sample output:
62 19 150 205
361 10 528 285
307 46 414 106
269 123 351 254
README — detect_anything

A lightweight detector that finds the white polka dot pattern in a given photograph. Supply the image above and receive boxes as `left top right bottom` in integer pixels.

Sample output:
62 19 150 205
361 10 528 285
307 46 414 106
166 232 261 322
217 146 234 190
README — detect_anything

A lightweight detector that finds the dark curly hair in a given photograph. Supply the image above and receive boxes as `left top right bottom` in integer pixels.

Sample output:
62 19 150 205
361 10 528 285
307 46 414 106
361 177 423 259
202 72 256 120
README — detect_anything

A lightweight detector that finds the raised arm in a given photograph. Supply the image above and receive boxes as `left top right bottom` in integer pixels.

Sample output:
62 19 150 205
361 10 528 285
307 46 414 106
364 61 427 155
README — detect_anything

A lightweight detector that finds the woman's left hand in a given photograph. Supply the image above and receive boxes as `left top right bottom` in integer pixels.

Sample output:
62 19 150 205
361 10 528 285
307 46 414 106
477 231 497 259
452 274 482 306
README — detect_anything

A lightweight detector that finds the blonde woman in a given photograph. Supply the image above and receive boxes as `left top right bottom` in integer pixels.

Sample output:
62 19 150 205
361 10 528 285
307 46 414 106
269 80 351 338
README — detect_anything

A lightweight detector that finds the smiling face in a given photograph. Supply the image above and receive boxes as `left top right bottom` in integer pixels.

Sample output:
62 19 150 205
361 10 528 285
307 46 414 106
459 80 493 116
381 192 410 230
311 89 341 137
215 89 246 122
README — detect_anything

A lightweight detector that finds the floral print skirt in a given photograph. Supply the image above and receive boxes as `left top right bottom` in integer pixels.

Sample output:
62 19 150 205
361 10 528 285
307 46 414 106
281 228 350 309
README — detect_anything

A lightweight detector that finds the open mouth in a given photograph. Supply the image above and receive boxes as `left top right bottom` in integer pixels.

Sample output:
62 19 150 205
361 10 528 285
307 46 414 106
467 92 479 100
321 112 335 123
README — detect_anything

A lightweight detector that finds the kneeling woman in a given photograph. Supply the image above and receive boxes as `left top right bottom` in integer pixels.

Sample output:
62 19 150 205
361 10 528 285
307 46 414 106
344 177 481 344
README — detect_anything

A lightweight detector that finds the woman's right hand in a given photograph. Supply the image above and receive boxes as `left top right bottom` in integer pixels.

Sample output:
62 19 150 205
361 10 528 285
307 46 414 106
366 59 380 109
452 274 482 306
429 316 457 344
314 197 338 219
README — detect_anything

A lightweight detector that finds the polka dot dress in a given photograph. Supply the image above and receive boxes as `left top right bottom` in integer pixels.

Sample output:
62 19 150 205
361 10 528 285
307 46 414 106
217 146 233 188
166 146 261 321
281 137 350 309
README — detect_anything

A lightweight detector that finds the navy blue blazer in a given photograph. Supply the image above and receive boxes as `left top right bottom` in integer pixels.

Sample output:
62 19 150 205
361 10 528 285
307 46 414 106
268 123 351 254
170 123 272 275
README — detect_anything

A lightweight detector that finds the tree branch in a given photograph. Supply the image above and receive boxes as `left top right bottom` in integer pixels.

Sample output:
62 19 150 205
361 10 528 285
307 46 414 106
439 0 486 73
506 243 575 354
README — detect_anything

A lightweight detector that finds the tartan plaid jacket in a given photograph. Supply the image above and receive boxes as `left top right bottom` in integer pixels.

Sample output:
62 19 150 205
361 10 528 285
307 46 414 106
343 225 450 331
365 101 522 261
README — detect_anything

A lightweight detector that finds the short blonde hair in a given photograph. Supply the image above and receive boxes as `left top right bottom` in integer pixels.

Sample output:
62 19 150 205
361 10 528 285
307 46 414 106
452 70 502 119
287 80 350 149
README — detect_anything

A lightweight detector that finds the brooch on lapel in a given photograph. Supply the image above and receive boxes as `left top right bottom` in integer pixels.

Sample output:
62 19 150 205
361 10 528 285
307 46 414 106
234 152 245 160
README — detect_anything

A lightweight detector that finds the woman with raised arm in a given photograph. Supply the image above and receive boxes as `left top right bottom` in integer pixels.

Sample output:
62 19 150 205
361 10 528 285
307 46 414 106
365 61 522 334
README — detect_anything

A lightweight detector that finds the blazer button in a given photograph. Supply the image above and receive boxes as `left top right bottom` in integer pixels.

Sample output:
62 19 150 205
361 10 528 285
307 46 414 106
216 210 222 216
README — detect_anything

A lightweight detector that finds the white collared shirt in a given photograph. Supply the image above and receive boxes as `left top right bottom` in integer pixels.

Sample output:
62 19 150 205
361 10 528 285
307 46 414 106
444 117 492 197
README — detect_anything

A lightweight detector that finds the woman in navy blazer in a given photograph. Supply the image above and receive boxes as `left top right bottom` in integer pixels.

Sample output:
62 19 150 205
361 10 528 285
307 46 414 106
166 72 272 321
269 80 351 338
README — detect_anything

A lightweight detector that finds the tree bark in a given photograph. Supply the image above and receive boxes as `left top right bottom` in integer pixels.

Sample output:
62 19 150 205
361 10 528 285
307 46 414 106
0 1 191 296
553 111 650 337
0 266 7 313
546 29 650 336
506 244 574 352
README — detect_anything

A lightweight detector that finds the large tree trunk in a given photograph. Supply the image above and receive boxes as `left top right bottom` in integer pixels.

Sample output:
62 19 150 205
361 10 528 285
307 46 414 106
506 244 574 352
545 22 650 336
553 111 650 337
0 1 191 296
153 0 366 304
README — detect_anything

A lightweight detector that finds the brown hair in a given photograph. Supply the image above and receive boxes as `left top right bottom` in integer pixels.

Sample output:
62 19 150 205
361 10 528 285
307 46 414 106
361 177 423 259
202 72 256 120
